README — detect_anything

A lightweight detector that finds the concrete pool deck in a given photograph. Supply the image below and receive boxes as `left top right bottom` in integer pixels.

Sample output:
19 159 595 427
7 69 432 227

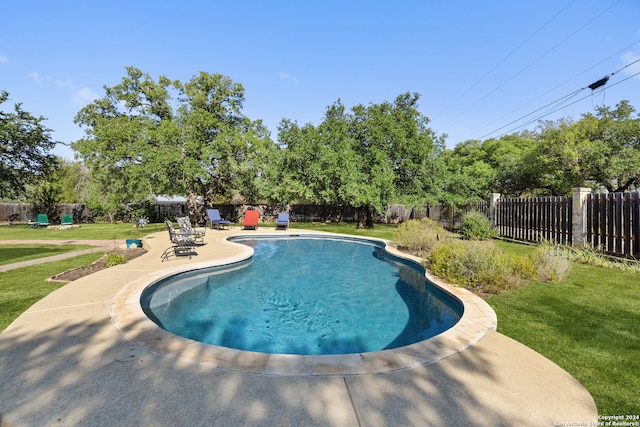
0 228 597 426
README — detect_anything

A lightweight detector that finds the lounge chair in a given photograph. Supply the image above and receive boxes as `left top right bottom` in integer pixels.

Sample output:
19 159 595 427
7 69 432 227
25 214 38 228
176 216 205 244
161 219 197 261
275 213 289 230
36 214 50 228
61 213 73 225
241 210 259 230
206 209 233 230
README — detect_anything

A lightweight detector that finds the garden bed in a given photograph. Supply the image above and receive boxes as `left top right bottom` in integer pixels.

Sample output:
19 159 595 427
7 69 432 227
48 248 147 283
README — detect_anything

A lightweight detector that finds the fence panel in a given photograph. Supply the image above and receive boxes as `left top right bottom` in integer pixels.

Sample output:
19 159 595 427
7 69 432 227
585 192 639 258
497 196 571 245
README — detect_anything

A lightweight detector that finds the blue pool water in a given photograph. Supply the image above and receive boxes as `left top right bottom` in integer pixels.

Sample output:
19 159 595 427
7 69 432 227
141 236 463 355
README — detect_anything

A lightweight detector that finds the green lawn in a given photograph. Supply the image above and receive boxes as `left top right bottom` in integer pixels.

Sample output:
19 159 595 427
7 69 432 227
289 221 399 240
487 241 640 415
0 244 93 266
0 222 637 414
0 252 104 331
0 222 166 241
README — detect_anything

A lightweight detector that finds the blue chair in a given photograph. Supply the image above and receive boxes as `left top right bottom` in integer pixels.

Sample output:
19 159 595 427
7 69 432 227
275 213 289 230
206 209 233 230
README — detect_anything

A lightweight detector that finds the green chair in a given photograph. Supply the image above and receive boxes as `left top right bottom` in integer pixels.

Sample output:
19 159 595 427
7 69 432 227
25 214 38 228
61 213 73 225
36 214 50 228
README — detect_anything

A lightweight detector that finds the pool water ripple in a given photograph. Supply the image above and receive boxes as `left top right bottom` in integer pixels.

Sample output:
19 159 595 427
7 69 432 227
142 237 463 355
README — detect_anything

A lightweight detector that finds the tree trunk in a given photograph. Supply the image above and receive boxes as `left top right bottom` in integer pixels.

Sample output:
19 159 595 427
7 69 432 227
356 205 374 229
185 190 201 223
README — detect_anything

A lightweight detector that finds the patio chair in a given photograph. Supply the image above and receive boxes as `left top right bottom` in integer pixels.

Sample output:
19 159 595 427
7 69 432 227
25 214 38 228
161 219 197 261
61 213 73 226
36 214 50 228
275 213 290 230
176 216 205 244
241 210 259 230
206 209 233 230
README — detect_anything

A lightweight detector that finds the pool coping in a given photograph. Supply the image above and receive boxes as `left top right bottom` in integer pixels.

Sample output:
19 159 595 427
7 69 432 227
110 232 498 376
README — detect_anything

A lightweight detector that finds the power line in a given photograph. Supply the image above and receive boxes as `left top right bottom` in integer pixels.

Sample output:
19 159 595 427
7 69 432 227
441 0 575 115
473 40 640 135
476 89 584 140
448 0 623 125
483 69 640 139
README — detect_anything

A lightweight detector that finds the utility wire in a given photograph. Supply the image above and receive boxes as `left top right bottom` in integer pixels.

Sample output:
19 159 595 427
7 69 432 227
441 0 575 114
477 54 640 139
473 40 640 135
485 69 640 139
449 0 623 125
476 89 584 140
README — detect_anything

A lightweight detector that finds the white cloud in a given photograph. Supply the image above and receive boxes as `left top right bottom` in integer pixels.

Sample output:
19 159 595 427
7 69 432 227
621 51 640 78
71 86 99 106
55 78 76 89
27 71 50 84
279 71 298 83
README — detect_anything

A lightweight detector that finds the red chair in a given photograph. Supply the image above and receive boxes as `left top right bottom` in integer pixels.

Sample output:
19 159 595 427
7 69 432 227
241 210 259 230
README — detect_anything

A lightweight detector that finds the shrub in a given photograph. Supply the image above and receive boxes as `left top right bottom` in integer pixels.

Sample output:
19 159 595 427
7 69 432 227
106 253 127 268
428 240 534 294
459 211 497 240
531 241 572 282
393 218 450 256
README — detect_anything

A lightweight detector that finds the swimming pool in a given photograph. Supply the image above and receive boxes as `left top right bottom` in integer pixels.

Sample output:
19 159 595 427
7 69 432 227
141 236 463 355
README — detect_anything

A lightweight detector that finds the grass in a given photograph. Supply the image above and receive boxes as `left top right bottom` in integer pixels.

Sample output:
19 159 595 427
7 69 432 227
0 222 166 241
0 221 638 414
0 244 93 266
0 252 104 331
289 221 399 240
487 240 640 415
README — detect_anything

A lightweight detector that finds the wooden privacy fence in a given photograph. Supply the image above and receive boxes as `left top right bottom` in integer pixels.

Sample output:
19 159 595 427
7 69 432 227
585 192 640 258
492 189 640 259
496 196 572 245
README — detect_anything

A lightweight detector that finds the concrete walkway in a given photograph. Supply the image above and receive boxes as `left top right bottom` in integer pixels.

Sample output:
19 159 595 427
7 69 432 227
0 240 125 272
0 230 597 426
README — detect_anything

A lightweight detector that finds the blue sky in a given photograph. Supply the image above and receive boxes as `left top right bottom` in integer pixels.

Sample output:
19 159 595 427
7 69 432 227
2 0 639 160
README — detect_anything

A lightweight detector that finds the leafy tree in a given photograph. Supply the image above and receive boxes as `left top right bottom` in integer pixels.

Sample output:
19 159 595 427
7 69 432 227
581 100 640 192
47 158 87 203
528 100 639 195
275 93 446 228
441 139 497 205
0 90 57 200
482 133 537 196
73 67 276 220
30 181 62 223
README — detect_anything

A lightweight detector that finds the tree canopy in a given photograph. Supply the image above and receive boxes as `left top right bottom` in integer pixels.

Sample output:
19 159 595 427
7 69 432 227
72 67 276 219
274 93 446 227
444 100 640 197
68 67 639 224
0 90 57 200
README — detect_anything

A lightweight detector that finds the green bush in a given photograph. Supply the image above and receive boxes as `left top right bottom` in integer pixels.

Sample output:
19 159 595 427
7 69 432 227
532 241 571 282
429 240 534 294
393 218 450 256
459 211 497 240
106 253 126 268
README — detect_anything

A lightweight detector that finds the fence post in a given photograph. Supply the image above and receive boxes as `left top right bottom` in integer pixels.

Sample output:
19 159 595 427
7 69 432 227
572 187 591 248
489 193 501 228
